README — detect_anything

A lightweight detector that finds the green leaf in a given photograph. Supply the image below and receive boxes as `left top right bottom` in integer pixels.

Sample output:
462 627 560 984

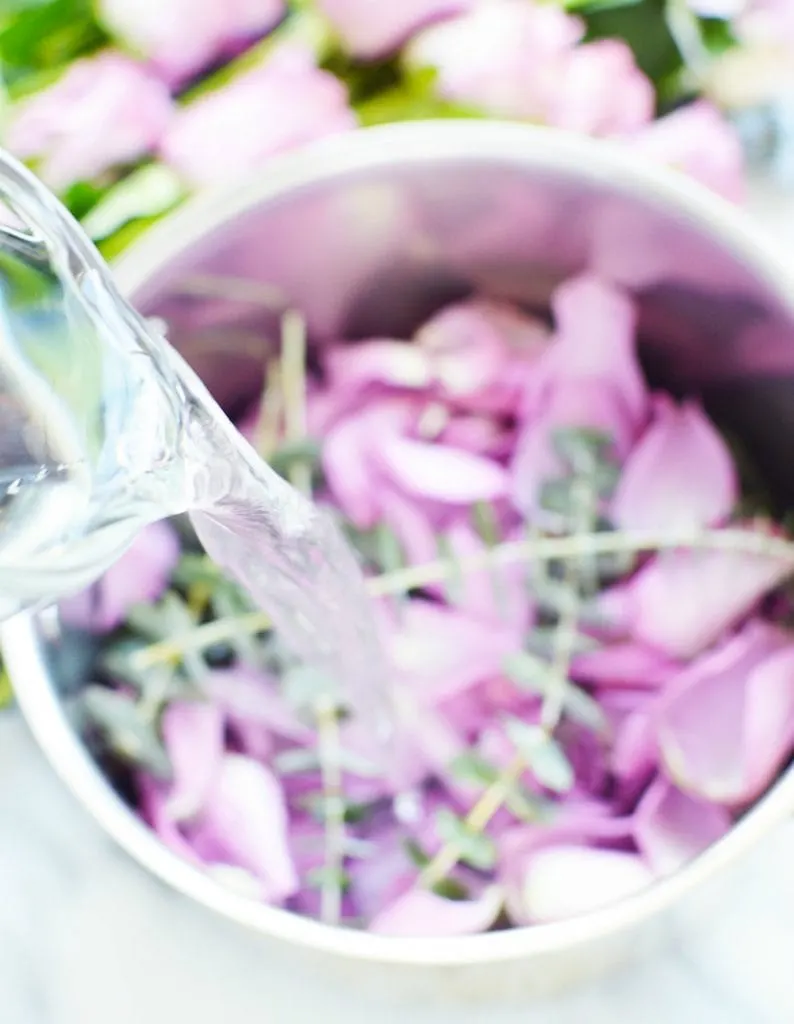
435 808 498 871
0 664 13 708
503 718 575 794
584 0 681 87
700 15 737 56
1 0 106 82
80 164 184 241
97 215 164 261
565 0 644 10
356 67 483 127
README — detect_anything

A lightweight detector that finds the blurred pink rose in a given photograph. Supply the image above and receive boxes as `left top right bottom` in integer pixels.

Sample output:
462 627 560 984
550 40 655 137
6 52 173 191
160 45 356 187
97 0 284 81
406 0 584 120
629 101 745 203
317 0 471 59
407 1 653 134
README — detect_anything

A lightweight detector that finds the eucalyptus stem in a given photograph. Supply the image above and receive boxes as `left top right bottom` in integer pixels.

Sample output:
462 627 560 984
253 360 283 460
280 310 345 925
540 471 597 732
131 524 794 668
419 757 524 889
131 610 271 670
421 471 598 888
368 524 794 598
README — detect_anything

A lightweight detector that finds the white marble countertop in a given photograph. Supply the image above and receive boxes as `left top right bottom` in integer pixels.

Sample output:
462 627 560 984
4 176 794 1024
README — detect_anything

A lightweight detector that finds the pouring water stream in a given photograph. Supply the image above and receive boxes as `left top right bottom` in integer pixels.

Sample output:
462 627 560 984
0 149 390 738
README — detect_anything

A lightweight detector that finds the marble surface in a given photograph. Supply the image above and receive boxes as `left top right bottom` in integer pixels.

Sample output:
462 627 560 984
5 177 794 1024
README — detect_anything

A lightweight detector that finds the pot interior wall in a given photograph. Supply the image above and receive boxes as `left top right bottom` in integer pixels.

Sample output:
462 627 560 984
135 157 794 509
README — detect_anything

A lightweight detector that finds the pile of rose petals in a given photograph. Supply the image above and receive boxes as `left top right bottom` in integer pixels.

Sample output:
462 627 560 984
62 272 794 937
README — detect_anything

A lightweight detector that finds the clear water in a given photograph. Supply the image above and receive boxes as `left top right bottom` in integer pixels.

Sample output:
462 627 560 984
0 149 390 735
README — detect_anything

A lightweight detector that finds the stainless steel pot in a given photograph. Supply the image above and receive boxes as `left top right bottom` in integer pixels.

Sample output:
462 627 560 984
5 121 794 1004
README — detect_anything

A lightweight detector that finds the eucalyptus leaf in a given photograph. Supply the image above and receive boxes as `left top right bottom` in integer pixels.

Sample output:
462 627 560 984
126 592 194 640
375 522 406 575
432 877 470 901
269 438 322 480
273 748 321 775
551 427 612 471
524 626 601 658
471 501 499 548
172 553 224 589
101 642 190 699
281 664 340 709
81 685 171 778
307 865 351 893
449 752 500 787
436 532 465 605
435 808 497 871
403 838 431 868
503 650 607 732
504 785 547 823
503 718 574 794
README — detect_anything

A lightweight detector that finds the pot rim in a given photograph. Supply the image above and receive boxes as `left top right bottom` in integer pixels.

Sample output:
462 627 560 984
9 119 794 967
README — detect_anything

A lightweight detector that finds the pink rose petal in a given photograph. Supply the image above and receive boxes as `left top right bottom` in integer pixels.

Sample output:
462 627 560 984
532 273 647 427
161 701 224 822
634 778 732 876
621 531 794 658
377 434 509 505
60 520 180 633
657 621 794 803
611 395 737 531
369 885 503 936
390 600 518 704
416 298 549 414
191 754 299 901
572 642 682 689
519 845 653 923
326 339 431 393
203 667 313 743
